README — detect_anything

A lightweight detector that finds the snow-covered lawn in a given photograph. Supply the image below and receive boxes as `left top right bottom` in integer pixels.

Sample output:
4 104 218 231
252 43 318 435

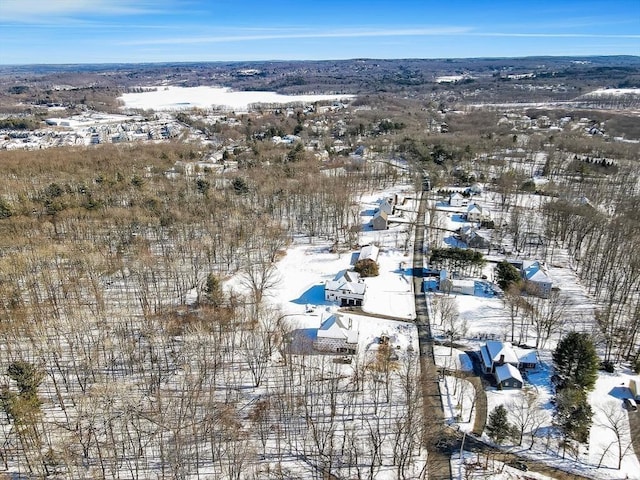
434 345 474 372
452 451 557 479
441 376 476 431
589 372 639 473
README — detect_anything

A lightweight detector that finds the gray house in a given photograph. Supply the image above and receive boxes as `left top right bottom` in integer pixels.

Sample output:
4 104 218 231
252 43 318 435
495 364 523 389
372 211 388 230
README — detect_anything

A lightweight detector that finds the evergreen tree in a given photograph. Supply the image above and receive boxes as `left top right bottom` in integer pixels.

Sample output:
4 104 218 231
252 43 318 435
554 387 593 444
204 273 224 307
553 332 599 391
495 260 521 291
486 404 513 445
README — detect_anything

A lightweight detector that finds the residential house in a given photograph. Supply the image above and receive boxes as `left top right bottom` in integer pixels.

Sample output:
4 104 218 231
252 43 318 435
314 314 359 354
449 192 464 207
479 340 538 389
440 278 475 296
495 363 523 389
357 244 379 263
522 260 553 298
372 211 388 231
459 226 492 249
466 203 492 223
468 183 483 195
325 270 366 306
480 340 520 374
378 199 394 215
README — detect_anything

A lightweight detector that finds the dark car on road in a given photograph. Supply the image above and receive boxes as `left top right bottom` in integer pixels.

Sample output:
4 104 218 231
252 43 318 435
507 460 528 471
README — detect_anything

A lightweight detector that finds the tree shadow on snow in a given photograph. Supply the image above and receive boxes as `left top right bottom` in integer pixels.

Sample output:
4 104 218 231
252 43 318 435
287 328 317 355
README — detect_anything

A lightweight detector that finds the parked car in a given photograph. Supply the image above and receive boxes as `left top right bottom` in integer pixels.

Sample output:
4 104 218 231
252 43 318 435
623 398 638 411
507 461 528 471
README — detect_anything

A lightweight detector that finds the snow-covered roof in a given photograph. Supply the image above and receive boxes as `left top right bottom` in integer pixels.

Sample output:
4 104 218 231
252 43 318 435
317 314 359 343
450 192 464 199
485 340 519 365
515 348 538 365
378 199 393 215
522 260 552 284
358 244 379 262
495 363 523 384
467 203 482 213
451 279 475 288
325 270 366 295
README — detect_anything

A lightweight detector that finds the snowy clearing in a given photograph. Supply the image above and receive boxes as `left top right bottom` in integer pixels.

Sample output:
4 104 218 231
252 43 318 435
120 86 354 111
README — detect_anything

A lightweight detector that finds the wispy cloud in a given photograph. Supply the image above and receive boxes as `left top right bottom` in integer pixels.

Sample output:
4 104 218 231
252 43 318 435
121 27 474 46
0 0 172 22
121 27 640 46
474 32 640 38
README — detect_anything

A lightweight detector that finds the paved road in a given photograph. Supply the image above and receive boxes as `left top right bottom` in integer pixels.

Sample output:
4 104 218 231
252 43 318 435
412 189 453 480
627 403 640 467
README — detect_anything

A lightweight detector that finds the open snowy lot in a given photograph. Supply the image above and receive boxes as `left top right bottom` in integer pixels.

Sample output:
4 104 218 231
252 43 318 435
120 86 354 111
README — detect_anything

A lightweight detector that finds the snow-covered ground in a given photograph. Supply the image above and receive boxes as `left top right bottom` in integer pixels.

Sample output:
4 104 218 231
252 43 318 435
452 451 557 479
120 86 354 111
583 88 640 97
434 345 474 372
441 376 477 431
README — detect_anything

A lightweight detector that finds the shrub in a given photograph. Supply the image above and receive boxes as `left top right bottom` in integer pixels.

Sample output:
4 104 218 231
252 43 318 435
354 258 379 277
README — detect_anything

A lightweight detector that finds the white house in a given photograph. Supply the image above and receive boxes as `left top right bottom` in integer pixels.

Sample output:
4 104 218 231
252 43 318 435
314 314 359 354
449 192 464 207
466 203 492 223
440 278 475 296
325 270 366 306
378 199 394 215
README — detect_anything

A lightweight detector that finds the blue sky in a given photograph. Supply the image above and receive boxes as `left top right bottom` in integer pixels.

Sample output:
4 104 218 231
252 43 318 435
0 0 638 64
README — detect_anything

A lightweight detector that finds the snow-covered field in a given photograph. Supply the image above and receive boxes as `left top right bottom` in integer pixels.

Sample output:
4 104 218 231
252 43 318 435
120 86 354 111
583 88 640 97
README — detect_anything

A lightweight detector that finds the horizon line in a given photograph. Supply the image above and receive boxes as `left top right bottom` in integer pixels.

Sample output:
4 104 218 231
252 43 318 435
1 53 639 68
